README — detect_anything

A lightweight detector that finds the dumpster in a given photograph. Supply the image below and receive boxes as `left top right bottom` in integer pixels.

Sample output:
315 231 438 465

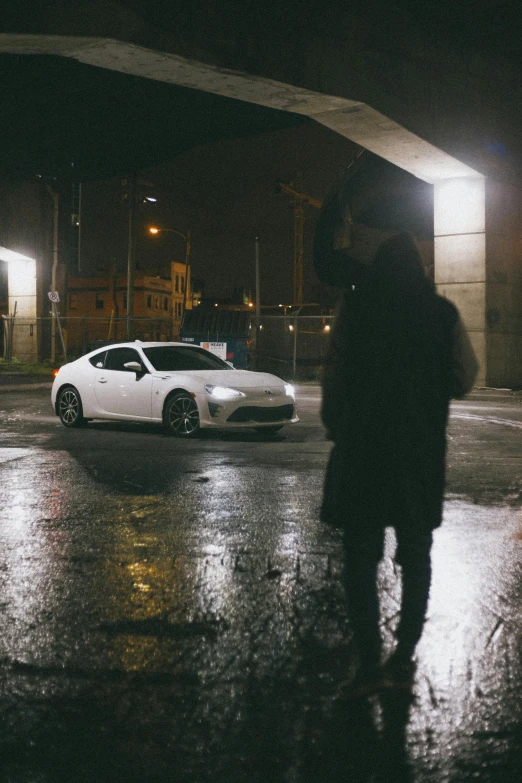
179 310 251 369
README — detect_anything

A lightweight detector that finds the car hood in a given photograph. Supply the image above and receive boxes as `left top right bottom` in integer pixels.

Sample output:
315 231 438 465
152 369 286 389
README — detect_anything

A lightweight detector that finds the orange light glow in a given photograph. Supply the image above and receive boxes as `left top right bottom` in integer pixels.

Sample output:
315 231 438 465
149 227 160 235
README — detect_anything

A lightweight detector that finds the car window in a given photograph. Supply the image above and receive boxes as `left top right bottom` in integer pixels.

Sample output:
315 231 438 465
143 346 231 372
88 350 107 368
105 347 143 372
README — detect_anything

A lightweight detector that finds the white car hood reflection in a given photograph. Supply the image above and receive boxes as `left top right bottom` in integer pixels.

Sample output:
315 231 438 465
151 369 284 389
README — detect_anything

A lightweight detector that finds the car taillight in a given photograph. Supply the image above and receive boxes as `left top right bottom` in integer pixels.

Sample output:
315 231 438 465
53 369 59 378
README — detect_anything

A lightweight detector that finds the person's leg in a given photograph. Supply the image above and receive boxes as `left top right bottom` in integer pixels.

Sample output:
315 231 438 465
393 529 433 662
337 528 391 698
342 529 385 669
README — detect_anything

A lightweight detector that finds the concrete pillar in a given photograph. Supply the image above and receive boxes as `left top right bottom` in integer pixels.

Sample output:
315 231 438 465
7 256 39 363
434 178 522 388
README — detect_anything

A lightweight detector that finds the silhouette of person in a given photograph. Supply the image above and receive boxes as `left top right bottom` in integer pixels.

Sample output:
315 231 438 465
314 183 478 697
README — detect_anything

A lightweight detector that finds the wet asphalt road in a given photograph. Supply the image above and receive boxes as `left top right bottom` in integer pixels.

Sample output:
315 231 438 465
0 385 521 782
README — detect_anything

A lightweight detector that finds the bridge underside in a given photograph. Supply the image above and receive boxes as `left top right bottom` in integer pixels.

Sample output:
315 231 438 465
0 32 521 385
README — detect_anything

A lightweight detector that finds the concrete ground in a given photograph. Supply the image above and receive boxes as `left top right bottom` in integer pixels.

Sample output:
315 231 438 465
0 382 521 782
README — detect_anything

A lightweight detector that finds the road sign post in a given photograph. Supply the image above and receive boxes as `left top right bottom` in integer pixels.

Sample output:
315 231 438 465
48 292 68 363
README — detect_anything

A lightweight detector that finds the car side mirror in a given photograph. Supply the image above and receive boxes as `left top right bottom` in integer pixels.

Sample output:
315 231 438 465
124 361 144 374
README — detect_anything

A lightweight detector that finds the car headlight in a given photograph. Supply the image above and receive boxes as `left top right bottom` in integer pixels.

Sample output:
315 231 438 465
205 384 245 400
284 384 295 399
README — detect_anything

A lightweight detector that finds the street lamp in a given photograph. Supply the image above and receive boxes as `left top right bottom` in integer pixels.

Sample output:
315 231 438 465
148 226 191 314
124 176 157 340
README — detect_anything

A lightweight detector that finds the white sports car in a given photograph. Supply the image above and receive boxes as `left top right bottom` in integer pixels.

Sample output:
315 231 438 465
51 341 297 437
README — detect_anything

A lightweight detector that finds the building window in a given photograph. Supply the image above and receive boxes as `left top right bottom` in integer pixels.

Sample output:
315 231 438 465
95 293 104 310
146 295 152 309
163 297 168 311
175 275 179 293
177 301 182 317
181 276 185 293
69 293 77 310
154 297 160 309
123 293 127 310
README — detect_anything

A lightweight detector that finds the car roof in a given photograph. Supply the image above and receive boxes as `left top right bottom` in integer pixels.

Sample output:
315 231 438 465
85 341 197 357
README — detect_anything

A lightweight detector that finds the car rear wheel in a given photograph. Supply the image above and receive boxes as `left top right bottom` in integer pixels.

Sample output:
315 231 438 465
58 386 86 428
164 393 200 437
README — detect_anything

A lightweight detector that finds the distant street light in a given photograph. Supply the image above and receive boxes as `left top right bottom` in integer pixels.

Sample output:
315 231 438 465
148 226 191 315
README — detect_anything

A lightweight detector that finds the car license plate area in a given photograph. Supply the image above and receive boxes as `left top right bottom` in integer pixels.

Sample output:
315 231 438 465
226 404 294 423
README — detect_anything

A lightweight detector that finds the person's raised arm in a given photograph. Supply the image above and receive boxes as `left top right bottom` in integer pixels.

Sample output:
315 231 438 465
313 178 369 288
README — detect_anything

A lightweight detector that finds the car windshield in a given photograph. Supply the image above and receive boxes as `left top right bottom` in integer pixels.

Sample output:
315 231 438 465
143 346 231 372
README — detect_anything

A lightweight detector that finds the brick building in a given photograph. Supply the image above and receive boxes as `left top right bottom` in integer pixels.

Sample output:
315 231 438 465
65 261 191 355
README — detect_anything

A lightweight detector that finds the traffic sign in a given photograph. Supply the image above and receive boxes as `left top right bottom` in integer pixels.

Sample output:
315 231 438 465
48 291 60 302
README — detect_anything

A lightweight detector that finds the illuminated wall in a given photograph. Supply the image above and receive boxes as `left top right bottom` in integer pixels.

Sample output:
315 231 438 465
1 248 38 363
435 179 522 387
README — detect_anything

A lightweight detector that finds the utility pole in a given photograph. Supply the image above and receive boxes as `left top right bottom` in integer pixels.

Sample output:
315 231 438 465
255 237 261 370
126 174 137 340
278 182 322 305
77 182 82 272
47 186 59 363
182 230 191 316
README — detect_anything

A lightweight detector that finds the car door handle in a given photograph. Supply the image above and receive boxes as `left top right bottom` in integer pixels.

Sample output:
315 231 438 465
98 378 108 384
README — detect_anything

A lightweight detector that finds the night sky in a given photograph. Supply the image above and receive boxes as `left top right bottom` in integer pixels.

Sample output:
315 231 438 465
77 123 361 304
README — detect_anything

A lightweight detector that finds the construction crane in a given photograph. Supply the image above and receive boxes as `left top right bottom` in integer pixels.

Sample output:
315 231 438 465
278 182 322 305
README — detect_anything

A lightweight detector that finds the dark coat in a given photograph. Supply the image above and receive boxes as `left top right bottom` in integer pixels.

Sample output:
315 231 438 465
313 189 478 535
320 279 459 534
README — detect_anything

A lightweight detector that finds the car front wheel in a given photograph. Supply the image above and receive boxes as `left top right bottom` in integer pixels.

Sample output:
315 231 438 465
164 392 200 437
58 386 86 428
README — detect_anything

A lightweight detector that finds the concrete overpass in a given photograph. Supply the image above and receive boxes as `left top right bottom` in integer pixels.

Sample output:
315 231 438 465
1 0 521 385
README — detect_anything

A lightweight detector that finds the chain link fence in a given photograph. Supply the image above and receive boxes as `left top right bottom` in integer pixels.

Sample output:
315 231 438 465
2 314 335 379
2 315 180 364
254 315 334 380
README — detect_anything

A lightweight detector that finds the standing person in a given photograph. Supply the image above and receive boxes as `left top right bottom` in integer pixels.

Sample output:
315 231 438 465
314 184 479 698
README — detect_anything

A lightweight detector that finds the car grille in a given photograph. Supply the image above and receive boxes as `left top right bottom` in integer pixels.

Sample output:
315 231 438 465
226 404 294 423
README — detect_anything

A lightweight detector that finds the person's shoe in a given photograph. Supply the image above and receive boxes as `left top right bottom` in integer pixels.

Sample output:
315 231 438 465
335 664 394 701
382 654 417 690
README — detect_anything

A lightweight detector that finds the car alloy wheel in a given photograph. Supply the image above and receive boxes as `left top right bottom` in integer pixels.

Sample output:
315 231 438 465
165 392 200 437
58 387 86 428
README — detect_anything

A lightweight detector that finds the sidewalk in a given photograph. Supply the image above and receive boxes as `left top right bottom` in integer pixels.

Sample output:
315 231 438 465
0 373 54 391
469 386 522 402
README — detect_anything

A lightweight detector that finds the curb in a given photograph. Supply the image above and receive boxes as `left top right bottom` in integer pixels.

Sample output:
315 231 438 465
469 387 522 402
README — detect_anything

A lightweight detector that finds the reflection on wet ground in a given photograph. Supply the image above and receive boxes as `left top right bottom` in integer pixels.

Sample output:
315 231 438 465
0 393 521 781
